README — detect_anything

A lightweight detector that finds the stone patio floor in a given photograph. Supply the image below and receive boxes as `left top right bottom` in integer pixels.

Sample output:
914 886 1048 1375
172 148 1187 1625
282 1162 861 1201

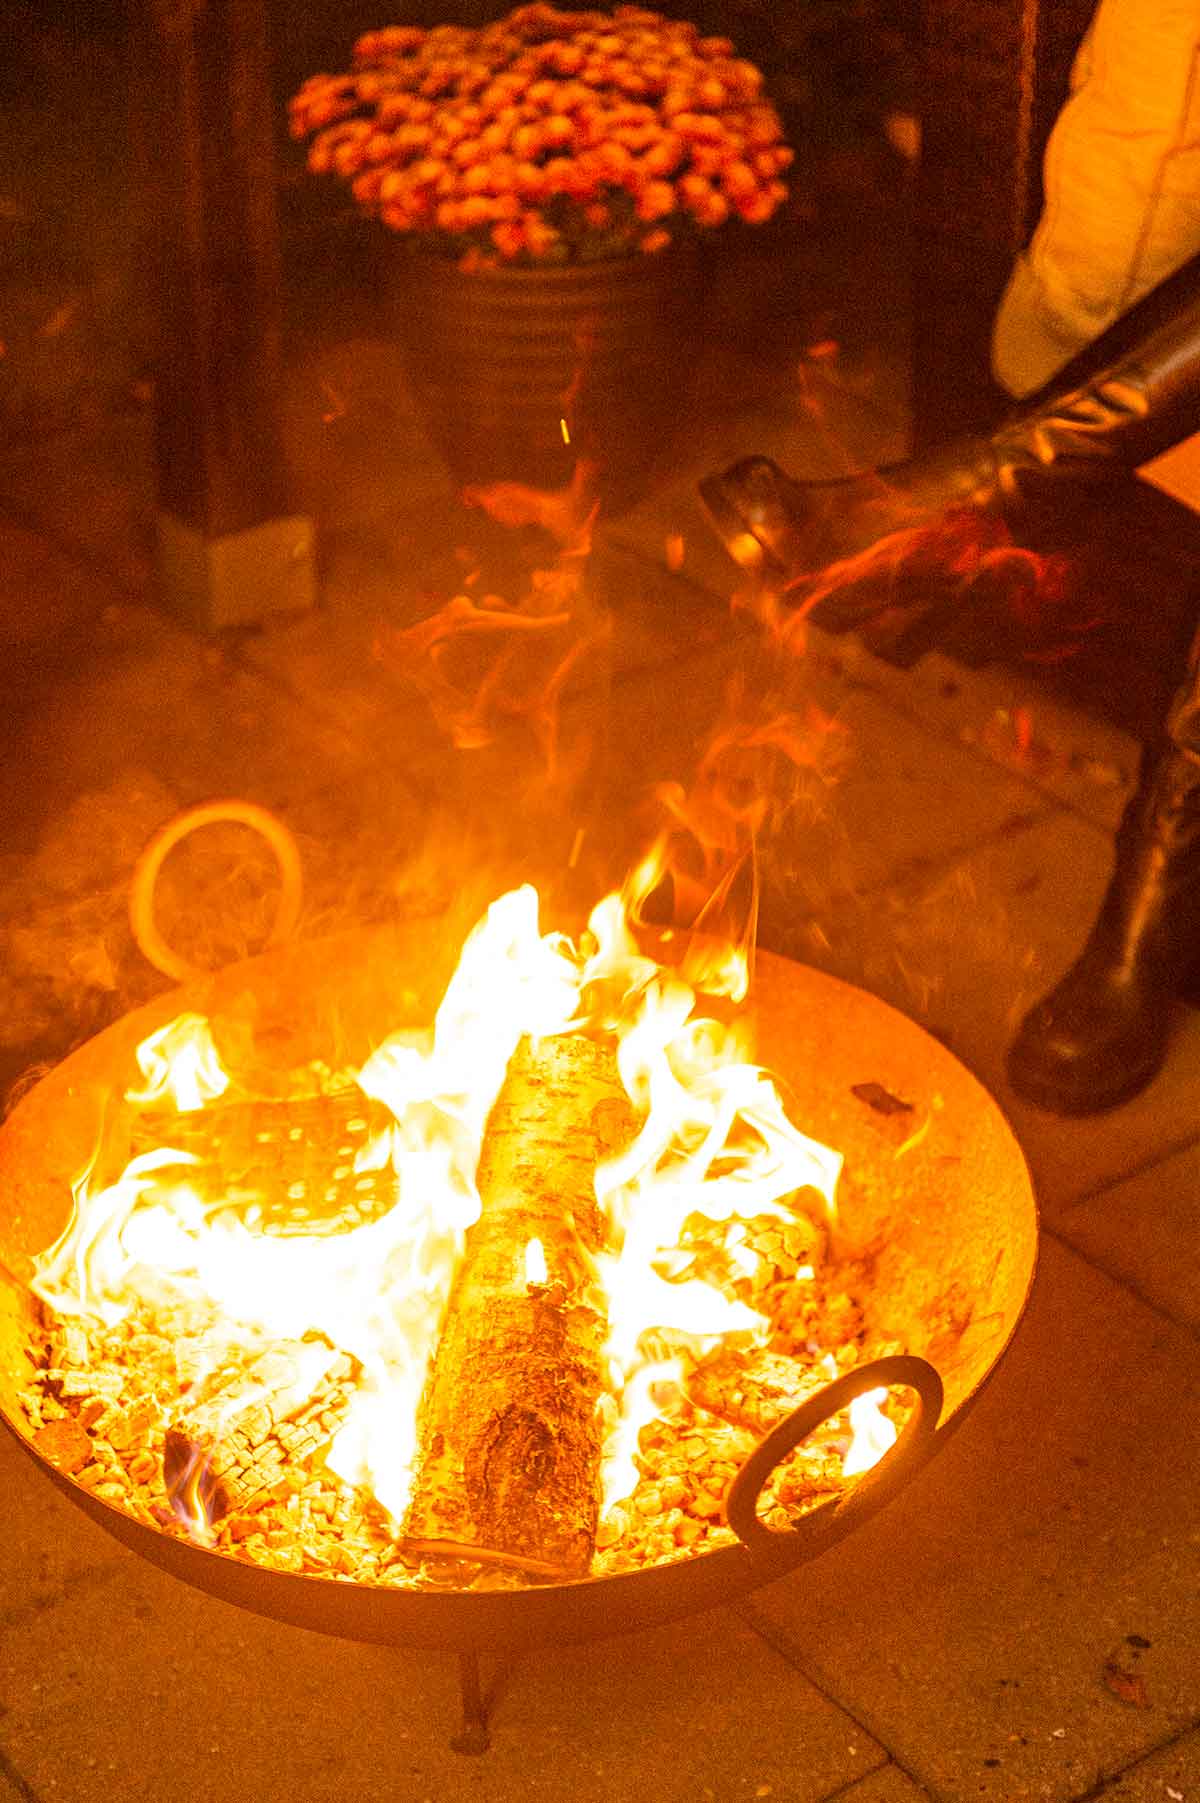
1 225 1198 1803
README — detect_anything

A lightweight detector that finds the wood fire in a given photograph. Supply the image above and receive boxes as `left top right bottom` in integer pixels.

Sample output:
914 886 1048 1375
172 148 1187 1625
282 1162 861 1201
12 881 922 1591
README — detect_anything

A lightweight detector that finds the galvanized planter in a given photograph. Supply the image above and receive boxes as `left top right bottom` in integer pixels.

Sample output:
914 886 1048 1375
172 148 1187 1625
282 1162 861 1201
389 238 710 511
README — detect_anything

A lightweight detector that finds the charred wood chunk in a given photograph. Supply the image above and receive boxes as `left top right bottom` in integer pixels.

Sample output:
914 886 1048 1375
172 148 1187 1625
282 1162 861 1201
687 1347 832 1437
404 1034 634 1579
33 1416 94 1475
850 1082 913 1117
164 1341 355 1521
128 1091 397 1238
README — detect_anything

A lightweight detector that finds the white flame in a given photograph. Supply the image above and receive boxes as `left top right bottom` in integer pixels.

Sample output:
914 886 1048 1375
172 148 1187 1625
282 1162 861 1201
524 1238 548 1286
35 880 847 1539
124 1014 230 1112
843 1388 897 1476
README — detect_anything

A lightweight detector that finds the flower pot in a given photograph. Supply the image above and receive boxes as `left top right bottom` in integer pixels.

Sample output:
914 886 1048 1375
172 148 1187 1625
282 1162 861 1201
389 238 711 514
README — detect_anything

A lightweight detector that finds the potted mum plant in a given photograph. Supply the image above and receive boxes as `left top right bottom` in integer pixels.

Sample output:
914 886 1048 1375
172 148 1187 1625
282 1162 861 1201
290 4 794 505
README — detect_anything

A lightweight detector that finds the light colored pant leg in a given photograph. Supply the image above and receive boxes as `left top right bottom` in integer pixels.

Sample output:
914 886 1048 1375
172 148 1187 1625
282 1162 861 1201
991 0 1200 398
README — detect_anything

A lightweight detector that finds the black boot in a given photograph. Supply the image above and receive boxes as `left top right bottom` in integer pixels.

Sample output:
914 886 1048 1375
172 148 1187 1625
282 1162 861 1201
1006 649 1200 1114
700 250 1200 610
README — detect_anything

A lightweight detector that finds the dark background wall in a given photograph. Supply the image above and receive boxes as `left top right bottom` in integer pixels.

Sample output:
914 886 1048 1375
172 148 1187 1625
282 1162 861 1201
0 0 917 441
2 0 1097 450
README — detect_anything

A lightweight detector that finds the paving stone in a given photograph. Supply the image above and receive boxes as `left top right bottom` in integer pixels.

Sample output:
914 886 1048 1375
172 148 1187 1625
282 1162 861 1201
846 646 1141 835
0 516 111 678
0 1540 882 1803
283 337 445 538
0 604 366 848
0 1418 123 1618
601 476 757 614
1055 1141 1200 1334
0 415 156 609
1092 1724 1200 1799
756 681 1057 905
586 627 1059 913
236 522 736 797
744 1237 1200 1803
830 1766 934 1801
602 336 910 614
761 805 1200 1213
589 536 753 677
593 518 1143 844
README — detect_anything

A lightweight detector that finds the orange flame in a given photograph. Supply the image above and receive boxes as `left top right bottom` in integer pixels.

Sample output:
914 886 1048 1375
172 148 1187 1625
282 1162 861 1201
377 462 607 776
738 502 1087 662
624 680 845 1000
34 879 844 1536
843 1387 897 1476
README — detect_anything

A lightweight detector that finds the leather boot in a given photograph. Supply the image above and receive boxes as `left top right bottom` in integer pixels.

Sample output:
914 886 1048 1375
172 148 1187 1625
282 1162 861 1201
1005 633 1200 1114
699 250 1200 614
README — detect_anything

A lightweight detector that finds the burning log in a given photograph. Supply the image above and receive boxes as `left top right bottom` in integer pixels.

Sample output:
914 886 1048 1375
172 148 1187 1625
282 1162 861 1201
164 1340 357 1522
403 1034 634 1578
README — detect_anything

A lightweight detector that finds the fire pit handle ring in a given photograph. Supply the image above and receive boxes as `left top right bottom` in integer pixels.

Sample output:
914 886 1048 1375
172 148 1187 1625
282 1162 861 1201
129 799 305 983
725 1353 944 1561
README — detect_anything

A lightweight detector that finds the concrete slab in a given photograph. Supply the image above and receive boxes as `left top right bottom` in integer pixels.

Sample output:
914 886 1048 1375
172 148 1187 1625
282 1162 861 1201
590 536 754 676
1093 1725 1200 1800
594 508 1145 845
759 804 1200 1213
991 1006 1200 1272
0 415 156 608
589 630 1060 908
0 595 437 1074
601 478 753 620
601 347 910 612
283 337 445 541
744 1236 1200 1803
0 1537 883 1803
837 644 1141 836
0 605 363 849
0 516 114 681
756 681 1058 908
831 1767 933 1801
0 1422 122 1617
1055 1141 1200 1334
234 520 741 789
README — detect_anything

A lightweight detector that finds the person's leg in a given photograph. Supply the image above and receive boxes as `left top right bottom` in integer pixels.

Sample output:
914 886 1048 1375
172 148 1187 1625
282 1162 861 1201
698 0 1200 1114
701 0 1200 604
995 0 1200 1110
700 250 1200 606
1006 627 1200 1113
993 0 1200 399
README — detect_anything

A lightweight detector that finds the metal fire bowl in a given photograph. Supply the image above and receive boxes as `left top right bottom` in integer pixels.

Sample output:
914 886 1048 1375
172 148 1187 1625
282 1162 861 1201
0 924 1037 1654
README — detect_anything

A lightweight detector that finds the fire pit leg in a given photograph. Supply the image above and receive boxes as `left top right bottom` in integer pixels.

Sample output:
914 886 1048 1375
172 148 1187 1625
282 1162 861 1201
450 1652 490 1755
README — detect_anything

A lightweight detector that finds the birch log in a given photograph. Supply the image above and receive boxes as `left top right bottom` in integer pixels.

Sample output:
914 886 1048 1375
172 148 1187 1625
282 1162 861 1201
403 1033 634 1578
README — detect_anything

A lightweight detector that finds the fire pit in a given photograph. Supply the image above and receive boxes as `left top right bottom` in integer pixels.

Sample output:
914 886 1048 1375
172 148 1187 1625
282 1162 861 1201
0 897 1036 1742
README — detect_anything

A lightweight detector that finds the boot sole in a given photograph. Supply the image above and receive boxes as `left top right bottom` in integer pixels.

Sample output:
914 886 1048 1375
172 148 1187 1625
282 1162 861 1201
1004 1044 1167 1118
